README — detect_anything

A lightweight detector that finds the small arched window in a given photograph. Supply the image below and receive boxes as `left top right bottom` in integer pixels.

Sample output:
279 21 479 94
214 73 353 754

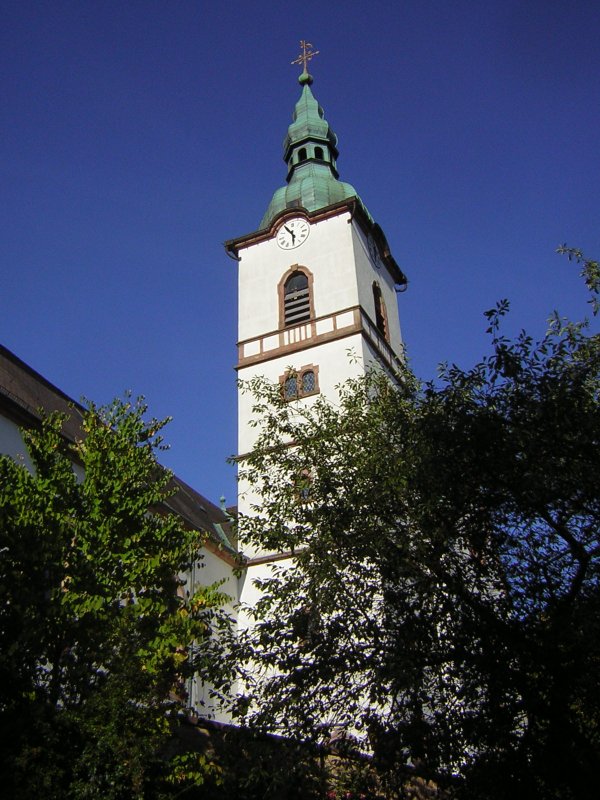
302 370 315 394
373 282 388 341
284 271 311 326
298 147 308 162
284 374 298 400
280 365 320 401
314 146 324 160
295 470 313 504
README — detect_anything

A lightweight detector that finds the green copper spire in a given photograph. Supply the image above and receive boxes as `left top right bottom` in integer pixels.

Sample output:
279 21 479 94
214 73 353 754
259 48 365 229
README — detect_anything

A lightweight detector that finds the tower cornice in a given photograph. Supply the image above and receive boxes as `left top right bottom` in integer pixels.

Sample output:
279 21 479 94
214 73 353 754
224 198 407 289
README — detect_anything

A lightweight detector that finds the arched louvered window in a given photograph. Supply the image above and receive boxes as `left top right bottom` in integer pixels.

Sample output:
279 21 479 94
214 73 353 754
314 146 324 160
373 281 388 341
284 271 311 327
298 147 308 162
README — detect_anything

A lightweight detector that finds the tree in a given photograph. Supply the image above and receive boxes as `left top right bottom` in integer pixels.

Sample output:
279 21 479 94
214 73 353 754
0 397 230 799
234 248 600 799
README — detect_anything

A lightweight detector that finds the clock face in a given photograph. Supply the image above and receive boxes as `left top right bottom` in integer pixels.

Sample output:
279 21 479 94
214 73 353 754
367 234 382 269
276 218 310 250
368 234 378 261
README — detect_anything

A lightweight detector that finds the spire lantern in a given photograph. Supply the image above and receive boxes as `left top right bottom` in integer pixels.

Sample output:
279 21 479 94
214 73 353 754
259 42 366 229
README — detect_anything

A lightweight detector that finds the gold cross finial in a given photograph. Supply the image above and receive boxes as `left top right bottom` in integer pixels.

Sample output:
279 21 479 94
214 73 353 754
291 40 319 74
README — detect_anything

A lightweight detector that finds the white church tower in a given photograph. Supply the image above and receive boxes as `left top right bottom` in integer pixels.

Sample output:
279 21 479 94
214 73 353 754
225 44 407 605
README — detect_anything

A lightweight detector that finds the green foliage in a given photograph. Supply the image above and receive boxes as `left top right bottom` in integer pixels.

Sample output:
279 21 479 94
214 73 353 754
0 397 230 798
176 721 335 800
235 249 600 798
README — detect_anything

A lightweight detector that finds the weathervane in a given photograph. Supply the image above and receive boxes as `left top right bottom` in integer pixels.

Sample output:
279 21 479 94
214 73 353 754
291 40 319 75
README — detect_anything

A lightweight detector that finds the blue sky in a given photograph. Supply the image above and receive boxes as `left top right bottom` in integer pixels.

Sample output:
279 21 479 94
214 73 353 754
2 1 599 505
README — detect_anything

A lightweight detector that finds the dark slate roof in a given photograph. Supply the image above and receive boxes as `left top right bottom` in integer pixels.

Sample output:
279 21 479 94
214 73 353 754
0 344 86 441
0 344 237 559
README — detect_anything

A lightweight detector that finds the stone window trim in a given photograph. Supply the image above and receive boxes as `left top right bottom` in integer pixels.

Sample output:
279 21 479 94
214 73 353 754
279 364 320 402
278 265 315 330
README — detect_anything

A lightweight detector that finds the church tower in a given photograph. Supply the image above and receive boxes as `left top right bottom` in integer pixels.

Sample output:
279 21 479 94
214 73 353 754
225 45 407 598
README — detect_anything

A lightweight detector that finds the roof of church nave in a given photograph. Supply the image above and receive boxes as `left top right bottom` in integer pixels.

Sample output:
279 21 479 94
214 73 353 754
0 344 237 562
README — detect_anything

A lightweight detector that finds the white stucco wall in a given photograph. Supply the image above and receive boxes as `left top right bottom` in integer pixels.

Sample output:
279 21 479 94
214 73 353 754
350 223 404 355
238 212 359 343
237 331 368 457
235 207 406 651
238 212 403 351
236 210 404 458
0 414 34 471
188 547 239 721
